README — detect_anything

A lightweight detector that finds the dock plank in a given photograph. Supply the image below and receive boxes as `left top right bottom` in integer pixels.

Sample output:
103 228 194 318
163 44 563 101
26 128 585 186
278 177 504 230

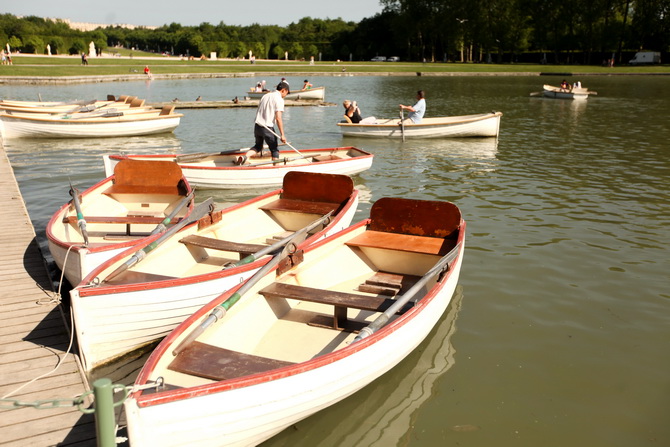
0 144 96 446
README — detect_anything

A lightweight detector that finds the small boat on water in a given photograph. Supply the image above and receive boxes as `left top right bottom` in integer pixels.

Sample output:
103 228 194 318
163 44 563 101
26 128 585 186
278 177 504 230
337 112 503 138
542 84 596 100
103 146 373 189
123 197 465 447
0 95 145 115
71 171 359 372
46 159 194 286
246 86 326 101
0 102 181 139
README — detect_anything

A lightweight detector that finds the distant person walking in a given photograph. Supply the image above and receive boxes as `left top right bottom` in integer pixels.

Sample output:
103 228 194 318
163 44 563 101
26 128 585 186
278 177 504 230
81 53 88 65
236 81 290 165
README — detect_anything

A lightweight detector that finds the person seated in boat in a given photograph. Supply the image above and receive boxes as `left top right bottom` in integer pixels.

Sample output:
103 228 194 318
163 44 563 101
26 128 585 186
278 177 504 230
342 100 376 124
399 90 426 124
560 79 570 90
261 80 268 91
254 82 263 92
302 79 313 90
342 100 363 123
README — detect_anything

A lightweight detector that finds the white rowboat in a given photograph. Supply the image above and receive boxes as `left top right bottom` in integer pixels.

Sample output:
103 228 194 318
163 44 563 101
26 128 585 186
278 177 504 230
124 197 465 447
246 86 326 101
337 111 502 138
46 159 194 286
542 84 596 100
0 105 181 139
71 171 359 372
102 146 373 189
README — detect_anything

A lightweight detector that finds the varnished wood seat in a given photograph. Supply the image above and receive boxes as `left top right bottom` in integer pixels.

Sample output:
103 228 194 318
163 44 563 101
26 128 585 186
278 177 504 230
259 282 413 331
103 159 187 196
345 231 456 256
168 341 295 381
259 198 338 216
179 235 266 257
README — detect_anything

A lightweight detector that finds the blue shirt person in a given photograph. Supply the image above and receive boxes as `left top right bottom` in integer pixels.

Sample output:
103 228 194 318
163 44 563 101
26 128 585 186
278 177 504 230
399 90 426 124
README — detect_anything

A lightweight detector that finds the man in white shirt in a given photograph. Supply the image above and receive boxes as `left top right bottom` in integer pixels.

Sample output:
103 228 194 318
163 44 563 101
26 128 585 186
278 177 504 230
399 90 426 124
236 81 289 164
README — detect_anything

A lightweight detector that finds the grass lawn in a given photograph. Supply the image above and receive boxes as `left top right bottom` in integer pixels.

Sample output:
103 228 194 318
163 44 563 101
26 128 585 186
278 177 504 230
1 52 669 77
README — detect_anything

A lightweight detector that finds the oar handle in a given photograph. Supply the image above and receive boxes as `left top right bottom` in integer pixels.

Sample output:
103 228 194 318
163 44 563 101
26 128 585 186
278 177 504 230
354 242 461 342
69 182 89 246
149 191 195 236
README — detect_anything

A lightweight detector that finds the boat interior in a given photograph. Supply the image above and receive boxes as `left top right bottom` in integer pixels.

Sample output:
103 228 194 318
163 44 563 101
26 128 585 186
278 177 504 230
57 159 190 245
150 198 462 389
102 171 355 283
177 147 362 167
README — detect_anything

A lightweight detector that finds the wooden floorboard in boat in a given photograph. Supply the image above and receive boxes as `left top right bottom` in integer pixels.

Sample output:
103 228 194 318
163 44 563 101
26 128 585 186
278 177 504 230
0 144 96 446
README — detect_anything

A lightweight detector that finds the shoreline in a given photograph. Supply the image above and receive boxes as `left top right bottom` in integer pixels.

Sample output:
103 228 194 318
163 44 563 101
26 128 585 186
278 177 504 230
2 71 669 85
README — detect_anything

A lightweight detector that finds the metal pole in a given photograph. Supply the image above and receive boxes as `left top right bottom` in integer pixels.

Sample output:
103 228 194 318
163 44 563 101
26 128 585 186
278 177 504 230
93 378 116 447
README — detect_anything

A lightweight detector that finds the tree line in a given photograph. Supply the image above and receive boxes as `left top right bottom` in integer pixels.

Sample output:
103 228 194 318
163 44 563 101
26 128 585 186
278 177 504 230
0 1 667 65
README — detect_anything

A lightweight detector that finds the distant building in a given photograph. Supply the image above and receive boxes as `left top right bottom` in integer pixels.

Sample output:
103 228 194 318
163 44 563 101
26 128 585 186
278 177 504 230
44 17 158 31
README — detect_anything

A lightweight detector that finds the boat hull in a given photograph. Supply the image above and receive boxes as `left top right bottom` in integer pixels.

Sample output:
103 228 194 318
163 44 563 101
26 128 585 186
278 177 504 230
337 112 502 138
103 147 374 189
0 113 181 138
125 198 465 447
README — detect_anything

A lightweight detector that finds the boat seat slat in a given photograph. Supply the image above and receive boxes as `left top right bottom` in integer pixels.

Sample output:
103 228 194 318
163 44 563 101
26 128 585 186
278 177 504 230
168 341 295 381
259 282 413 331
62 215 179 225
346 230 455 256
179 235 266 256
259 198 338 215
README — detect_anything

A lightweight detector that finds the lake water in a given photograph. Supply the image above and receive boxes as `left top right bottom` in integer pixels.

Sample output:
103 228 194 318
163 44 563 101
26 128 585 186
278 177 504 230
2 74 669 447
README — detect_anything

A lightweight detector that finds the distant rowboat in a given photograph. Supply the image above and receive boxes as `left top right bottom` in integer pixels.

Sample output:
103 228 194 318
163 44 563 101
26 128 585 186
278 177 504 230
338 112 502 138
542 84 597 100
246 86 326 101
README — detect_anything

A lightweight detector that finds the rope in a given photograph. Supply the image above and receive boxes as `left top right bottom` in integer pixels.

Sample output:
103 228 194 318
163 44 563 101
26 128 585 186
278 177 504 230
2 244 79 399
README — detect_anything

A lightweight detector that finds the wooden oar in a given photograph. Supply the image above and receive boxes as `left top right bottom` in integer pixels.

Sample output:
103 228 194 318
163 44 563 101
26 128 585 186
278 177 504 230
353 242 462 342
228 211 333 268
171 212 331 356
399 108 406 142
148 190 195 236
263 125 303 157
241 153 323 167
68 180 89 246
529 91 543 97
102 198 214 283
175 148 248 163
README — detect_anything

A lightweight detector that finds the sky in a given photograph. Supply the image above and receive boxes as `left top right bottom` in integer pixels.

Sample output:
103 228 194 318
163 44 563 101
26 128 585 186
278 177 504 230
3 0 384 28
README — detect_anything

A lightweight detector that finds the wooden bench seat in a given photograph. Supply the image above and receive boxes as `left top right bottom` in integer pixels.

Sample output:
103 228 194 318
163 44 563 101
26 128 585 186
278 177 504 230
168 341 295 381
259 282 413 331
346 230 456 256
259 198 338 216
62 215 179 225
179 235 266 257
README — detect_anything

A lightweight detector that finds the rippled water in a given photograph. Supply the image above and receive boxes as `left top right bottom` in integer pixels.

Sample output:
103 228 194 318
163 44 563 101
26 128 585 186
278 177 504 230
2 75 669 446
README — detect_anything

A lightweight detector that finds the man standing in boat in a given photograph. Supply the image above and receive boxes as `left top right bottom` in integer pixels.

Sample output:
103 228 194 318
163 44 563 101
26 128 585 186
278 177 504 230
237 81 289 164
399 90 426 124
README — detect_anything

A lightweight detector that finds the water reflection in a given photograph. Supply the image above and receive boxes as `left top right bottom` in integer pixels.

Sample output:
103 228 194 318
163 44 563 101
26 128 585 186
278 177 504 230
262 286 464 447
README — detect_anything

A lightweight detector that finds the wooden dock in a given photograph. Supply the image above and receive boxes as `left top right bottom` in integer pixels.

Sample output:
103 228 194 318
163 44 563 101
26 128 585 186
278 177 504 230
0 144 96 446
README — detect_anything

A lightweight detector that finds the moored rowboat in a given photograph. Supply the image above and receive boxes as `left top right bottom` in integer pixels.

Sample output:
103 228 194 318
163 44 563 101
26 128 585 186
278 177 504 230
102 146 373 189
124 197 465 447
0 105 181 138
46 159 194 286
337 111 502 138
71 171 359 372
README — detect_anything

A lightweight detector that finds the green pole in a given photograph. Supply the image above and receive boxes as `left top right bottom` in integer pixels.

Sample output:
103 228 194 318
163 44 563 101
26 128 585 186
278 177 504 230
93 378 116 447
